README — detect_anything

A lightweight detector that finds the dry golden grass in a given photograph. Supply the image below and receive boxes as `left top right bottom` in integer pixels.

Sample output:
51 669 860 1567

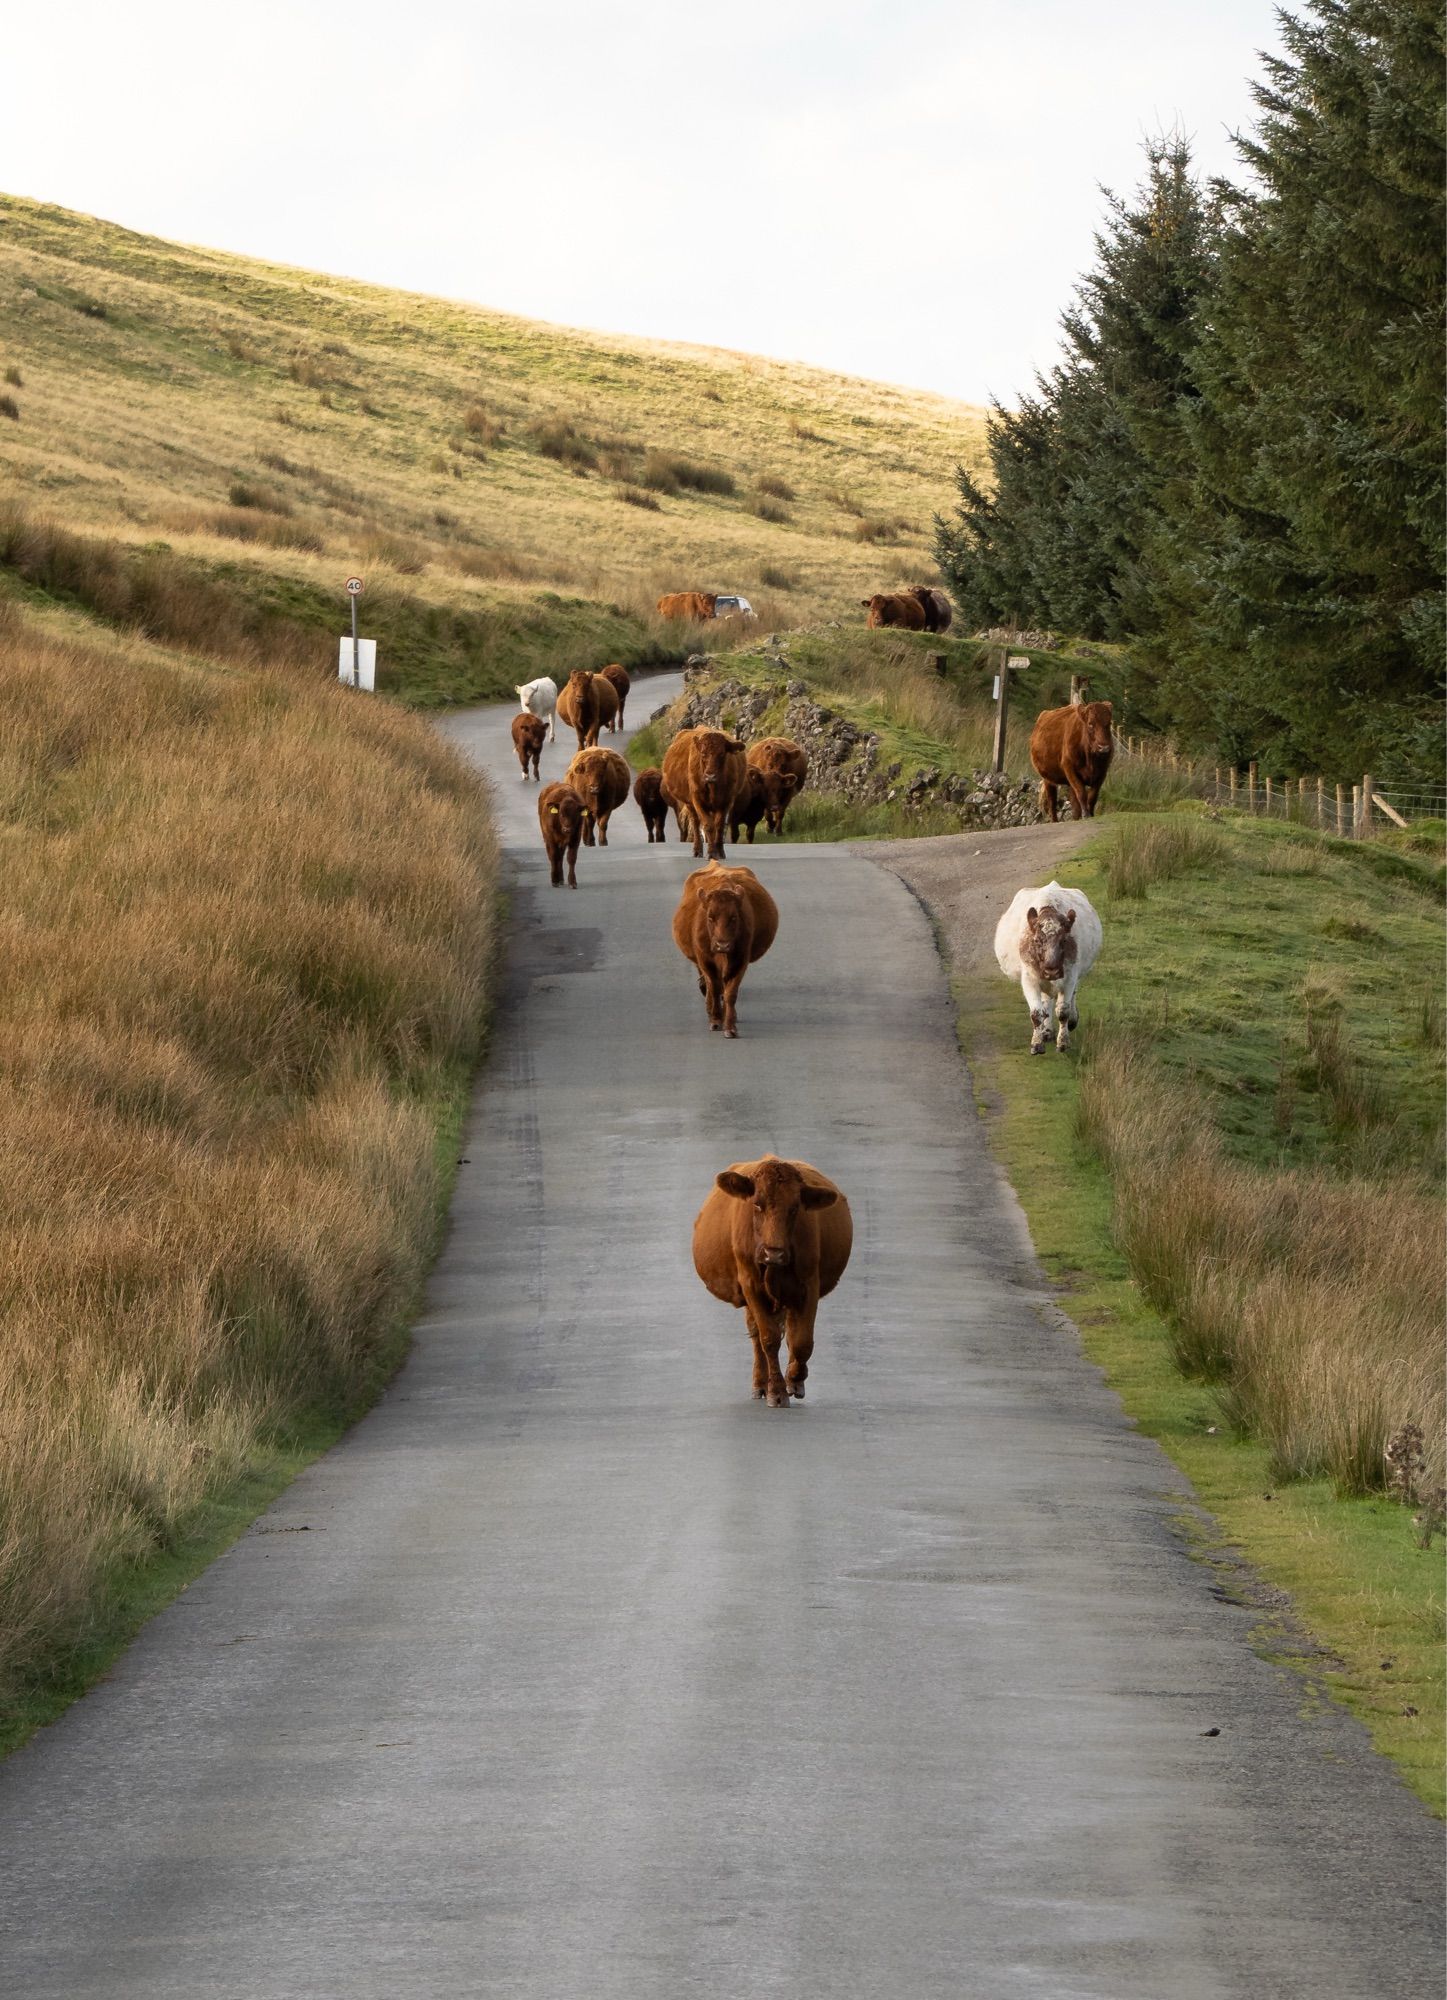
0 603 498 1709
1079 1028 1444 1497
0 196 988 639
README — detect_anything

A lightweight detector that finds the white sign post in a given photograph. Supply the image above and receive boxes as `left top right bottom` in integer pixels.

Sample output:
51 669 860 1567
342 576 371 691
337 635 377 692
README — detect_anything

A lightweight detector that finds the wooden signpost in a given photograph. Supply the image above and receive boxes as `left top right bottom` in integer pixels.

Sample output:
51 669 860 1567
992 651 1031 774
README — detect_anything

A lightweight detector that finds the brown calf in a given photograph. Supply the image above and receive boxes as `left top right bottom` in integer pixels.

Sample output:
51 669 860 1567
633 767 670 842
538 782 585 889
671 861 778 1038
729 768 768 844
662 725 748 860
510 711 547 782
565 747 632 845
1030 700 1115 820
746 736 808 834
692 1156 853 1408
862 592 926 630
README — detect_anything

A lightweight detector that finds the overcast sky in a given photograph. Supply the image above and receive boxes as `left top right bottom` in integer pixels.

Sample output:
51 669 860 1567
3 1 1284 405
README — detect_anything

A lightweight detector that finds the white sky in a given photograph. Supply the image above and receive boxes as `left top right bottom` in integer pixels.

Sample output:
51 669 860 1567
2 1 1284 405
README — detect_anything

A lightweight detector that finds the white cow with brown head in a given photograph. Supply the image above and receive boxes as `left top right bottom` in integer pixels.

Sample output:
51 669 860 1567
994 881 1102 1054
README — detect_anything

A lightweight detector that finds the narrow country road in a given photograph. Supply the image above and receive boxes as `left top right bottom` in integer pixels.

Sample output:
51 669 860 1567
0 675 1439 2000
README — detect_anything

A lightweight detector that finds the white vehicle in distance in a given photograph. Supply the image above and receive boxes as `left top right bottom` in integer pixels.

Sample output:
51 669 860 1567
712 594 754 619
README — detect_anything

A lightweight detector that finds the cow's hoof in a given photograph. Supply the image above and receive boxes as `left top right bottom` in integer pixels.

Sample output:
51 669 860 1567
1030 1043 1048 1056
724 1027 737 1039
788 1380 805 1400
766 1390 790 1410
710 1021 722 1032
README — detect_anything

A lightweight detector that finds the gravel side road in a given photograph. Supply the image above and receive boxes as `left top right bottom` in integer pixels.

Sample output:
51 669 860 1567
0 682 1438 2000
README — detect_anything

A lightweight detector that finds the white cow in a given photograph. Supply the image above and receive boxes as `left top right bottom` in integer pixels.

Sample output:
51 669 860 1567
994 881 1102 1054
515 676 558 744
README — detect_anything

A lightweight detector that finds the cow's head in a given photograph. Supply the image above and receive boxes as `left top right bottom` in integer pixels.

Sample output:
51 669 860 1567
548 789 583 835
698 882 746 957
566 669 594 697
760 767 799 818
1080 701 1114 756
694 730 742 805
1024 902 1078 981
716 1157 837 1270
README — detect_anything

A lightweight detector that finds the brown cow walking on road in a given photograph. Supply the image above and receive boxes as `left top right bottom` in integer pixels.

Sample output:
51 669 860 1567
657 591 718 621
510 712 547 781
537 782 585 889
599 663 631 730
1030 700 1115 820
662 726 748 860
633 767 670 842
671 861 778 1038
692 1157 853 1407
565 748 631 845
862 592 926 630
557 670 618 750
746 737 808 834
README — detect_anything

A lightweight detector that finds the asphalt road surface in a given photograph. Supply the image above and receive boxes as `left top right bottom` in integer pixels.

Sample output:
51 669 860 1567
0 674 1439 2000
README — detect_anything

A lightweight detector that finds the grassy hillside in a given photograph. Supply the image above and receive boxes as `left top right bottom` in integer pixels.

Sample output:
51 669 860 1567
0 196 989 702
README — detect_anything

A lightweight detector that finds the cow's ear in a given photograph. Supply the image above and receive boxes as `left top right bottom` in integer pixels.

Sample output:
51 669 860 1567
800 1185 838 1210
783 773 799 793
1026 907 1038 930
860 600 871 608
1064 908 1076 928
716 1171 755 1200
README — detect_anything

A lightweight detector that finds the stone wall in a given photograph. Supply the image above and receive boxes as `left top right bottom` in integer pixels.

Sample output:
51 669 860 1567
650 653 1044 832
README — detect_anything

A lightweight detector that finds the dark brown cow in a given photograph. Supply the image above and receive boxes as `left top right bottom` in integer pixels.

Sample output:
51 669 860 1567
729 768 768 844
662 726 748 860
746 736 808 834
565 747 632 845
599 662 631 730
862 592 927 630
538 782 585 889
657 591 718 621
692 1156 853 1407
510 711 547 782
633 767 670 842
906 585 953 634
671 861 778 1038
1030 700 1115 820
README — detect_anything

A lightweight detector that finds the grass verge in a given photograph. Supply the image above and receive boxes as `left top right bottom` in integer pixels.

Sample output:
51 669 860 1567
0 601 502 1748
959 813 1445 1813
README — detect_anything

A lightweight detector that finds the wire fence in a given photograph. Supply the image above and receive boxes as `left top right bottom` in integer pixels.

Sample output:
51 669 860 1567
1113 734 1446 837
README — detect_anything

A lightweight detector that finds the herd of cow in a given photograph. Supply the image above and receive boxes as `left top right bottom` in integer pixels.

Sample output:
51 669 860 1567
508 660 1109 1409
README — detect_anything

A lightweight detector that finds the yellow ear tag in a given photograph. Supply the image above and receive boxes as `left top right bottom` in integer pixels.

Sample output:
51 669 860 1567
549 807 558 815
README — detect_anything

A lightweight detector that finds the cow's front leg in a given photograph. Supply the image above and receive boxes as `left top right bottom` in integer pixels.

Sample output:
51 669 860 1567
700 958 724 1029
743 1306 768 1400
720 963 745 1038
784 1293 818 1400
596 811 610 847
1056 969 1080 1051
1022 971 1052 1054
741 1281 789 1408
565 835 580 890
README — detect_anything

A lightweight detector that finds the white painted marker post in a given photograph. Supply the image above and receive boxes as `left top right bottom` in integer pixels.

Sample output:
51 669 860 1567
345 576 364 690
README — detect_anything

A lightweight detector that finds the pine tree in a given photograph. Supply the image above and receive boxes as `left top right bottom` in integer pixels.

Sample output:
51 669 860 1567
1147 0 1445 778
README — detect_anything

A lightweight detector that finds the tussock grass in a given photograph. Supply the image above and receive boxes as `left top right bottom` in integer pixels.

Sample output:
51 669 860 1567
0 394 18 422
752 499 791 524
756 474 795 501
1079 1029 1443 1496
1104 818 1227 898
0 605 499 1721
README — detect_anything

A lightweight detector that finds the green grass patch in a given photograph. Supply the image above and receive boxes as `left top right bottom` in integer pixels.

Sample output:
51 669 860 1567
959 813 1445 1811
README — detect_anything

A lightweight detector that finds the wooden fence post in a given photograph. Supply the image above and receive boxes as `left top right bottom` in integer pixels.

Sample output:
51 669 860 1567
1265 775 1274 816
1361 772 1374 839
1336 783 1345 837
1352 783 1361 836
1248 761 1258 813
1229 768 1237 809
1214 766 1221 803
1316 776 1325 830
